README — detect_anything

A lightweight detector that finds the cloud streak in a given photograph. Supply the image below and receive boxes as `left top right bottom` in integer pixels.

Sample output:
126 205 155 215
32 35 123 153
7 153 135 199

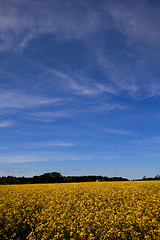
94 39 160 100
0 146 7 150
22 110 71 122
106 0 160 45
0 0 101 51
0 89 62 109
38 65 117 96
103 128 131 135
0 151 120 163
0 120 14 127
133 136 160 145
27 141 77 149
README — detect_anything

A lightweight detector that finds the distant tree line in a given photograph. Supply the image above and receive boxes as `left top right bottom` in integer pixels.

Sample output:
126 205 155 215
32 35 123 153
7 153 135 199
64 175 129 183
0 172 159 185
0 172 63 185
0 172 129 185
141 175 160 181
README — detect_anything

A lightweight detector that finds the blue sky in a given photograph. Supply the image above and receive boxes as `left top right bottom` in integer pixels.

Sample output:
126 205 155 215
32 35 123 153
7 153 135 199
0 0 160 179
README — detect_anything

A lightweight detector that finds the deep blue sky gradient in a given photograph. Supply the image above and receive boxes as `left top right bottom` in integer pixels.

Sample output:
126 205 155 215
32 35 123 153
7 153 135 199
0 0 160 179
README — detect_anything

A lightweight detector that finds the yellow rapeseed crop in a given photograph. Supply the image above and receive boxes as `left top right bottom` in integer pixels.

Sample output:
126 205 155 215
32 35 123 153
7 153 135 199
0 181 159 239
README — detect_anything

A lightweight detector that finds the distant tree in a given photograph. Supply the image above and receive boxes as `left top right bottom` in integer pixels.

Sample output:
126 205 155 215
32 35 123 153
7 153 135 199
155 174 160 180
38 172 63 183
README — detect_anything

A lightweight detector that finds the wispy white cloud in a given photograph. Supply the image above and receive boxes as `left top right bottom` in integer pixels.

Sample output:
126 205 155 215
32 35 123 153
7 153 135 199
0 89 62 109
20 100 126 123
88 102 127 113
94 44 160 100
0 151 120 163
133 136 160 145
22 110 71 122
0 0 159 51
90 1 160 100
0 146 7 150
0 154 46 163
27 141 77 149
106 0 160 45
0 86 125 122
5 0 159 53
0 0 102 51
33 66 127 113
37 65 118 96
0 120 14 127
0 153 68 163
103 128 131 135
67 81 117 96
1 0 160 102
3 0 159 52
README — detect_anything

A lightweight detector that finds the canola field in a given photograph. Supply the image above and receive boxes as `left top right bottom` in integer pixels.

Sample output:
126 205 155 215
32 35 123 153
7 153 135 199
0 181 159 240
